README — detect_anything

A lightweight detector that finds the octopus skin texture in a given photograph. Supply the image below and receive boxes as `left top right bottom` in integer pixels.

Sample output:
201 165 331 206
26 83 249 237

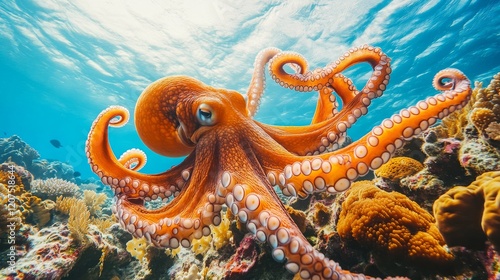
86 45 471 279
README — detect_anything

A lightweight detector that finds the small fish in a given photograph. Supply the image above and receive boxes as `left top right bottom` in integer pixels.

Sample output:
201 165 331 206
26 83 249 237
73 171 81 177
50 139 62 148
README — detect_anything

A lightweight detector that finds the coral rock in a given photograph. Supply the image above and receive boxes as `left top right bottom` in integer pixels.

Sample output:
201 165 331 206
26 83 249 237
0 135 40 169
434 171 500 250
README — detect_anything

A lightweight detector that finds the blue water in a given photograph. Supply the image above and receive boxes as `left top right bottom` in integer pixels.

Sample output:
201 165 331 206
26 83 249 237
1 0 499 180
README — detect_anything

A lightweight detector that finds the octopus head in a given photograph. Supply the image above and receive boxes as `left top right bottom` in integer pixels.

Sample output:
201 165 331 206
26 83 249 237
134 75 247 157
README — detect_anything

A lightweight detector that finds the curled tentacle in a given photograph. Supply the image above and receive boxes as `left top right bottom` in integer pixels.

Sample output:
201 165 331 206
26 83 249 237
256 45 391 156
118 148 147 171
86 106 194 201
217 171 367 279
268 69 471 198
114 185 224 249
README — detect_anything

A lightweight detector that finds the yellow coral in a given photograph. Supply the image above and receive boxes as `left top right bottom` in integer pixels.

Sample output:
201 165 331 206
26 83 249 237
212 213 233 250
90 217 115 233
68 200 90 243
374 157 424 181
126 237 148 262
83 190 107 216
338 181 454 266
55 196 79 215
439 73 500 139
470 108 498 133
433 171 500 250
191 235 212 255
0 170 25 196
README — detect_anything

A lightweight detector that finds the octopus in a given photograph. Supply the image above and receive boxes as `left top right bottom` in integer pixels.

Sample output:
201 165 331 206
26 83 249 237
86 45 471 279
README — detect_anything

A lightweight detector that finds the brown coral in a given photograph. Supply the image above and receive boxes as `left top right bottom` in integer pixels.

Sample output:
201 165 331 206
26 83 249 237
338 181 454 268
374 157 424 181
433 171 500 250
285 205 307 233
312 202 332 227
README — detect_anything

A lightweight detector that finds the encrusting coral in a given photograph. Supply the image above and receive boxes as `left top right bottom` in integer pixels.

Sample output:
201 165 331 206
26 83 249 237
433 171 500 250
337 181 454 271
31 178 80 200
126 237 148 263
374 156 424 181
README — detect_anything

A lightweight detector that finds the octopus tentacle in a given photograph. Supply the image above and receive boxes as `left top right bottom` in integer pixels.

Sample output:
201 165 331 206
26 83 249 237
246 47 281 117
118 148 147 171
86 106 194 200
257 45 391 156
114 180 224 248
217 169 366 279
272 69 471 198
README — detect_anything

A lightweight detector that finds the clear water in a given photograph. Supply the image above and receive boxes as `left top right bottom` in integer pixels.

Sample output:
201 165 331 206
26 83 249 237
1 0 499 180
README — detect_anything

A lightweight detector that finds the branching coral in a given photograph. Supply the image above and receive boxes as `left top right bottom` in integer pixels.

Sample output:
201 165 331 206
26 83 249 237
82 190 107 216
433 171 500 250
55 196 79 215
338 181 454 269
374 156 424 181
90 217 115 233
31 178 80 200
68 200 90 243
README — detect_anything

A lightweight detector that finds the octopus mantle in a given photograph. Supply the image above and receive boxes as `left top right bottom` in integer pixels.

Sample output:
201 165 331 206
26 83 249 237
86 45 471 279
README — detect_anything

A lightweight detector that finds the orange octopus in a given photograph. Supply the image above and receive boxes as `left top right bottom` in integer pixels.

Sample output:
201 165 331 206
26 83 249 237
86 45 471 279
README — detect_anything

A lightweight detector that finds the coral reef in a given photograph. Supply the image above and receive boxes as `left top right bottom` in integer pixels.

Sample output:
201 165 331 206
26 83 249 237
0 135 40 169
337 181 454 276
31 159 76 182
0 222 131 280
459 138 500 176
31 178 80 200
433 171 500 250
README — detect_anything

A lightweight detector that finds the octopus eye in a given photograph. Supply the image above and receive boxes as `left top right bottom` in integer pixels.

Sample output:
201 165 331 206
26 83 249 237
197 103 215 125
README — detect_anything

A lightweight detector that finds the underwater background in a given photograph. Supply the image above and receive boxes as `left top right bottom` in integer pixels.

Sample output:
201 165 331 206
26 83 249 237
1 0 500 279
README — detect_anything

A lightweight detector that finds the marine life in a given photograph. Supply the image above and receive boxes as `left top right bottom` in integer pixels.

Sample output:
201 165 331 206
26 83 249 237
50 139 62 148
86 45 471 279
74 171 81 177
